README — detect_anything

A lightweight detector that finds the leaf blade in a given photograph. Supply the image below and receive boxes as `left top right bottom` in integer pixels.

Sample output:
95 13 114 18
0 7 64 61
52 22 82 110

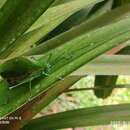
22 104 130 130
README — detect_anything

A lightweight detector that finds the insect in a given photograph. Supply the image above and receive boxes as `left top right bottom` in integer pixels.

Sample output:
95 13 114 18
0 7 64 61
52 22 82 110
4 53 53 101
9 52 53 89
7 69 49 101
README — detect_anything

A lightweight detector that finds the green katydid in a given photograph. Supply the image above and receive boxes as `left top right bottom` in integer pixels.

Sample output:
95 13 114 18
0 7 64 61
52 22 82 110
8 53 54 101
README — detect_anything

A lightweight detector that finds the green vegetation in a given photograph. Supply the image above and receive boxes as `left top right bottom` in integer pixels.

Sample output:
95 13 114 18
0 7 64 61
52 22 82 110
0 0 130 130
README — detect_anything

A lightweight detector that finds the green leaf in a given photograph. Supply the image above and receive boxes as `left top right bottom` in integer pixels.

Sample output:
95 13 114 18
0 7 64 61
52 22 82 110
42 6 93 42
0 17 130 117
87 0 113 21
35 18 130 73
22 104 130 130
0 0 6 8
2 54 130 79
0 0 55 58
1 16 130 76
17 76 83 128
52 0 74 7
26 4 130 56
7 0 102 57
0 76 9 106
47 0 113 41
6 0 104 59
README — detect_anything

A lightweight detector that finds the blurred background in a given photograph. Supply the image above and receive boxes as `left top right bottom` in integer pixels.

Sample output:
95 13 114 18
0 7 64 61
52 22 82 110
36 75 130 130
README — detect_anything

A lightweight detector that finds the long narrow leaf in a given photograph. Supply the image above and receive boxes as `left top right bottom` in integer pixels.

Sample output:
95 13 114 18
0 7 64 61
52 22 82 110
6 76 83 129
87 0 113 21
25 4 130 56
0 0 55 58
0 0 6 8
1 17 130 76
0 16 130 116
6 0 104 59
22 104 130 130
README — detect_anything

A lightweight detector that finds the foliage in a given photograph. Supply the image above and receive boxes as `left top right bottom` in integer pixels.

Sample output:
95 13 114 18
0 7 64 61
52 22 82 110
0 0 130 130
